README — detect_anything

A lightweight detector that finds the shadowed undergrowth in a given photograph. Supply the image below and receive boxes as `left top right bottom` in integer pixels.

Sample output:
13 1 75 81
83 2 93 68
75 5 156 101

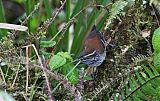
0 0 160 101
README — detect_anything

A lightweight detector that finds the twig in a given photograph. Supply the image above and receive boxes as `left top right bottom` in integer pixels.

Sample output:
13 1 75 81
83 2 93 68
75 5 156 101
104 21 122 47
39 0 67 33
31 45 54 101
50 4 92 41
12 1 41 37
22 93 28 101
23 44 54 101
0 23 28 31
76 68 84 100
52 61 81 93
41 56 54 101
46 19 75 65
21 2 41 25
0 65 6 85
25 46 29 95
90 69 130 101
11 63 20 88
46 4 93 66
34 64 82 101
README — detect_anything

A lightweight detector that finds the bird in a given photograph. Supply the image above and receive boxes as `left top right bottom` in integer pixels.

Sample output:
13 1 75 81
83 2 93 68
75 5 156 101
75 25 106 68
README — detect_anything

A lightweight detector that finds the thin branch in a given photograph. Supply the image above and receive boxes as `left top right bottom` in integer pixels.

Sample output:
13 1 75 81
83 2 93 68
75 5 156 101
22 44 82 101
0 23 28 31
25 46 29 95
44 3 110 66
50 4 92 41
35 64 82 101
12 1 41 37
21 2 41 25
11 63 20 88
31 45 54 101
52 61 81 93
39 0 67 33
23 44 55 101
46 19 75 65
46 4 93 66
0 64 6 85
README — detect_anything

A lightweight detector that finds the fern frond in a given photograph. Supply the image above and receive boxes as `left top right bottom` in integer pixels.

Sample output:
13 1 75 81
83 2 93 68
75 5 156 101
112 65 160 101
124 74 160 100
90 80 113 101
89 72 129 101
131 54 150 65
105 0 128 29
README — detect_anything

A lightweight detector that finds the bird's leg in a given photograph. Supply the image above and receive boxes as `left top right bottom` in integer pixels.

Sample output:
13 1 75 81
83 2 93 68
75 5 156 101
86 67 96 85
84 66 91 76
91 67 97 85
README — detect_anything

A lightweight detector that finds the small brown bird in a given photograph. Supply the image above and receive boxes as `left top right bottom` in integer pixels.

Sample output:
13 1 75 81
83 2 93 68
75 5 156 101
75 25 106 67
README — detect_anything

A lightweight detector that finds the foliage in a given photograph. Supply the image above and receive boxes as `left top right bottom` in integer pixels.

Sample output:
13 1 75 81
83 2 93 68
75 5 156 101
152 27 160 71
105 0 128 29
40 40 56 48
152 27 160 53
153 52 160 68
0 0 160 100
0 0 7 38
111 27 160 100
48 51 79 84
112 64 160 101
49 53 67 70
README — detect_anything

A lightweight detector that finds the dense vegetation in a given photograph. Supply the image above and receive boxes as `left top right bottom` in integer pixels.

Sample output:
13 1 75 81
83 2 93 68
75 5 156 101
0 0 160 100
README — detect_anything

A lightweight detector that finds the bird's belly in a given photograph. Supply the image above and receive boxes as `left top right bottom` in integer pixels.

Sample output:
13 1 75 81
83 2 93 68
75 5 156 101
81 52 106 67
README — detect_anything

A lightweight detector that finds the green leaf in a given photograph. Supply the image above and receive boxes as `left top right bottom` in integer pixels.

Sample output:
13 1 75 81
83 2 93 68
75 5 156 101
143 65 154 78
49 52 73 70
57 52 73 61
62 63 79 84
135 70 145 84
157 87 160 96
113 93 118 101
153 52 160 69
41 51 50 58
0 0 8 38
140 72 147 79
40 40 56 48
121 89 125 100
152 27 160 53
125 85 131 100
25 0 34 33
149 64 159 76
49 54 66 70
